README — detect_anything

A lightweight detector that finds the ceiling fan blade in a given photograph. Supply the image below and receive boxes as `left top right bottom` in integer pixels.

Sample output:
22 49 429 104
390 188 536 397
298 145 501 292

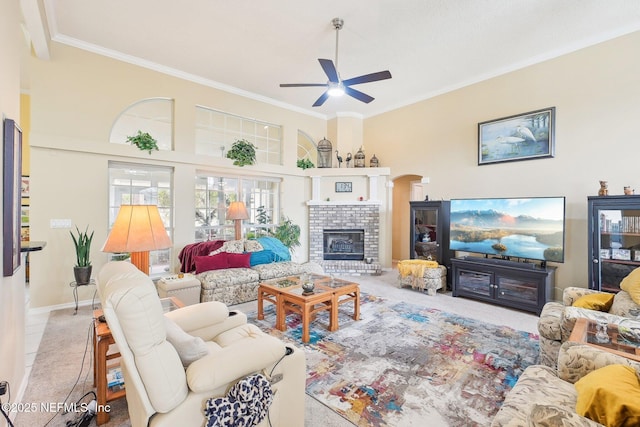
312 91 330 107
280 83 328 87
318 59 339 83
344 86 374 104
342 70 392 86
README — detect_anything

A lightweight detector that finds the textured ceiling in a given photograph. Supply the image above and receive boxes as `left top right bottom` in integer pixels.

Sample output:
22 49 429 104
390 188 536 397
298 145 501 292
33 0 640 118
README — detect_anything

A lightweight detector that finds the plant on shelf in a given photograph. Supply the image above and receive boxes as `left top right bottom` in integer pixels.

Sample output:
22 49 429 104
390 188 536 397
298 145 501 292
126 130 159 154
269 216 301 252
226 139 257 166
297 158 315 169
70 225 94 284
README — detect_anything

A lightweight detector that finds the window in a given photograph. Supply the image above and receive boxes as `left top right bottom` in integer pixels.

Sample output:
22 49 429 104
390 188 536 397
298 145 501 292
297 130 317 164
195 174 280 241
195 106 282 165
109 98 174 150
108 162 174 275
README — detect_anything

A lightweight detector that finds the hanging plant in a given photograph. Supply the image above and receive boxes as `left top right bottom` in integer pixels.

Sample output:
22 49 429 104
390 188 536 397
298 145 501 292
297 158 315 169
127 131 159 154
226 139 257 166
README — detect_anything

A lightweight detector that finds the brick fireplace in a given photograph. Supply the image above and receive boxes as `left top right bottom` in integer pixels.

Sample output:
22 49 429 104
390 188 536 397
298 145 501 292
309 203 381 275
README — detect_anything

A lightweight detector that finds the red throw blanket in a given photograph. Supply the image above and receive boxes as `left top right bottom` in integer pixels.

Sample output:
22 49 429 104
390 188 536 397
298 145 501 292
178 240 224 273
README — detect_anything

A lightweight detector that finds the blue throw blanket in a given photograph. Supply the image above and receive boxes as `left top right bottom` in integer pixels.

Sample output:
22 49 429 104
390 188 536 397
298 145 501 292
256 237 291 261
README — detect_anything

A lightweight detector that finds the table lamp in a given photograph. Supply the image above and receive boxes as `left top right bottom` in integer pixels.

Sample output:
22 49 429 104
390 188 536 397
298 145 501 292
102 204 172 274
227 201 249 240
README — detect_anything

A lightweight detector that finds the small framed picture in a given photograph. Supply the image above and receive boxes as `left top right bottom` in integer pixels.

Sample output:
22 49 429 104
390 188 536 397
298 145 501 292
335 182 352 193
612 248 631 261
600 249 611 260
634 251 640 262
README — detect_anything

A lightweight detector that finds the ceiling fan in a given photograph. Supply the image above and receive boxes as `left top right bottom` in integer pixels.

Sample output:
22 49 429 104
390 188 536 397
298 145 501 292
280 18 392 107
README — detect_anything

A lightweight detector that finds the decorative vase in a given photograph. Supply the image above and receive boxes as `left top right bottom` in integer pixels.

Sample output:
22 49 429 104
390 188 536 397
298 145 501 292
302 281 315 294
73 266 92 285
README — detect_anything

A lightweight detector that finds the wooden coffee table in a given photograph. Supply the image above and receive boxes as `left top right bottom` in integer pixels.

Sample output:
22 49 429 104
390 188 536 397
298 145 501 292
569 317 640 362
257 274 360 343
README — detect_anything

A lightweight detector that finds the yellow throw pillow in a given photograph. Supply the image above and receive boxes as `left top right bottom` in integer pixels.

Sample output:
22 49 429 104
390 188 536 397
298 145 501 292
575 364 640 427
621 267 640 305
572 293 614 312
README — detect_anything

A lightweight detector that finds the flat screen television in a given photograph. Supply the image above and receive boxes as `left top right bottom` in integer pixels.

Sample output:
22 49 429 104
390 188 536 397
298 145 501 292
449 197 565 263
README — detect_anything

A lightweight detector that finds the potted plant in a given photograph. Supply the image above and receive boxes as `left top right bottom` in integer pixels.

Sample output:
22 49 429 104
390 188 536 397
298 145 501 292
70 225 94 285
226 139 256 166
297 158 315 169
269 216 301 253
127 130 159 154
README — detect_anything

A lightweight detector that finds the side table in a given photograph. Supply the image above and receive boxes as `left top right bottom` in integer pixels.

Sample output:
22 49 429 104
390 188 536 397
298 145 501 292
93 296 185 425
70 279 96 315
569 317 640 362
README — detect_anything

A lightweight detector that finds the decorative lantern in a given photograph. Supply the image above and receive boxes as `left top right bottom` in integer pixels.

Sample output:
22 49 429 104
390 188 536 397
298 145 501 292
354 146 365 168
317 137 332 168
370 154 379 168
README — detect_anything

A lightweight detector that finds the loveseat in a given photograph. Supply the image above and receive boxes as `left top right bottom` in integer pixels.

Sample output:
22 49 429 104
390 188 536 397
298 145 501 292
492 341 640 426
179 237 322 306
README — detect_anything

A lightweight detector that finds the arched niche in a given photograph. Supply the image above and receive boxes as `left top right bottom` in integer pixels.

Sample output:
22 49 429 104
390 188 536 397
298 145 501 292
109 98 174 150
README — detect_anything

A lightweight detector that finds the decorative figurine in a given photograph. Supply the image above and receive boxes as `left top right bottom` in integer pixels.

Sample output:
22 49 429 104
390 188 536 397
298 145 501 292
624 186 635 195
335 150 343 168
345 152 352 168
370 154 379 168
598 181 608 196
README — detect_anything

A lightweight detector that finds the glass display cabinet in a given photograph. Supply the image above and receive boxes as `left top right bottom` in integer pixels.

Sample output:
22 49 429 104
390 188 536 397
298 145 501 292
409 201 451 276
588 195 640 292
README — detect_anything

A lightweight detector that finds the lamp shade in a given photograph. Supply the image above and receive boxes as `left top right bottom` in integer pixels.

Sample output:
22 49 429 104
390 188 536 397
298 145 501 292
227 201 249 220
102 205 172 253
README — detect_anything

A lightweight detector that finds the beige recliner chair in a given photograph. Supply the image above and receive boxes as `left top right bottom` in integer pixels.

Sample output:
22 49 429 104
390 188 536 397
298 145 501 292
97 261 306 427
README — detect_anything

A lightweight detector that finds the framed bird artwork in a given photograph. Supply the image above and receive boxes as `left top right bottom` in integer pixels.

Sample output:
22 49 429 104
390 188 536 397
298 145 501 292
477 107 555 165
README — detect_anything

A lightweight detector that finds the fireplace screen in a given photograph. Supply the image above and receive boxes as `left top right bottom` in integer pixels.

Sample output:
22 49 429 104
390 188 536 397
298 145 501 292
323 229 365 260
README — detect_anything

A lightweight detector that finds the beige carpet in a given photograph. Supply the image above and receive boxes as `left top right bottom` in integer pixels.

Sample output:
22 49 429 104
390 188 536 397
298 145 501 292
17 269 538 427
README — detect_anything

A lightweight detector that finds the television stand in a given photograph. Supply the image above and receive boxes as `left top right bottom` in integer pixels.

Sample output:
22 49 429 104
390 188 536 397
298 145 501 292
451 257 556 314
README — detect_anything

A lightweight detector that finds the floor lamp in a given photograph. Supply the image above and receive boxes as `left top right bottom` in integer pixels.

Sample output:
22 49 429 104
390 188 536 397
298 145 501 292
102 205 172 274
227 201 249 240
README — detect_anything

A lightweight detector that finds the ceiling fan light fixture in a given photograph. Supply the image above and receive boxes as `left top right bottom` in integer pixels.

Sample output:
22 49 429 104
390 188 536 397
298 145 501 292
327 82 345 97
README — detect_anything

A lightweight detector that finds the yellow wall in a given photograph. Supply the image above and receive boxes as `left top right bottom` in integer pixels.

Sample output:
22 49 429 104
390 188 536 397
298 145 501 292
0 0 27 417
27 43 334 307
26 30 640 307
366 31 640 297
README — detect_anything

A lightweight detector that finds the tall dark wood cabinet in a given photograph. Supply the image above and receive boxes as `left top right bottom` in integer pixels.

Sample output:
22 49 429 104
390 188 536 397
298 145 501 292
409 201 451 278
588 195 640 292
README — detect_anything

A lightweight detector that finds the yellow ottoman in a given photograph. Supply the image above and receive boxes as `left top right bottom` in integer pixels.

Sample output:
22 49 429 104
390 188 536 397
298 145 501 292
397 260 447 296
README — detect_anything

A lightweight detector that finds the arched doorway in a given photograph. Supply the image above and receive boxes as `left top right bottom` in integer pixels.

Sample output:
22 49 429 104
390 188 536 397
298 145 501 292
391 174 424 263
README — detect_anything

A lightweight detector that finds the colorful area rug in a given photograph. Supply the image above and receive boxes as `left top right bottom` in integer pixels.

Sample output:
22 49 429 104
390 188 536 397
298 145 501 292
252 294 539 427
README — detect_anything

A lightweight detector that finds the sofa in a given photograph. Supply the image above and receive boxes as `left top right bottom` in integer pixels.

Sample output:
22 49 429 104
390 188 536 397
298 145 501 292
492 341 640 426
179 237 322 306
97 261 306 427
537 286 640 369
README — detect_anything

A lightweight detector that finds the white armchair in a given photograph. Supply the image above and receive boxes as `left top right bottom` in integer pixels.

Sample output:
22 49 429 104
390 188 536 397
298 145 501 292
96 261 306 427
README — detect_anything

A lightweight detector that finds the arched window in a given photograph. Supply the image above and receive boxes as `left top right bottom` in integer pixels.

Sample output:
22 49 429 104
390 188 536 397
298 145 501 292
109 98 174 150
297 130 317 165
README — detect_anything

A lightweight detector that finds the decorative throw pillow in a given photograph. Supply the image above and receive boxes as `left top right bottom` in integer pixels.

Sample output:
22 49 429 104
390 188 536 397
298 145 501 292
194 253 229 274
621 267 640 305
164 316 208 367
572 293 615 312
527 404 598 426
209 239 245 256
250 250 276 266
575 364 640 427
244 239 264 253
227 252 251 268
